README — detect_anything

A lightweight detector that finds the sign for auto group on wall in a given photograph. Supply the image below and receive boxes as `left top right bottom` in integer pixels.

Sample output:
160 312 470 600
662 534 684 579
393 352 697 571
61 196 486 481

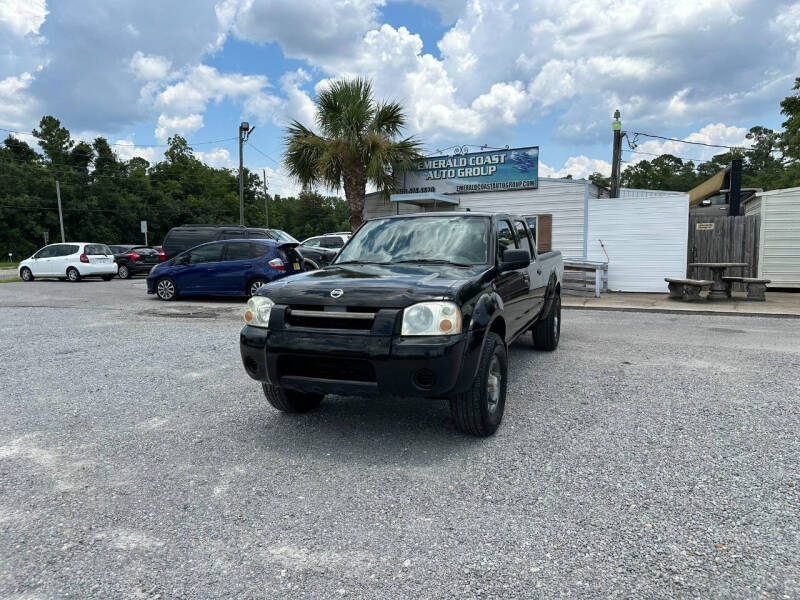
397 146 539 195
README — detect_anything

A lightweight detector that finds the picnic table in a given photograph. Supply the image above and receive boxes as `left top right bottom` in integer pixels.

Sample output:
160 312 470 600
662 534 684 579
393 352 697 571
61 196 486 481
688 262 748 300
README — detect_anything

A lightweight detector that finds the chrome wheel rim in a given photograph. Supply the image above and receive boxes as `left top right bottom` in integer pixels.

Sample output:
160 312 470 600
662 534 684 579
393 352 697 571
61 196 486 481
119 266 128 278
21 269 31 281
250 280 264 295
486 355 502 412
68 270 77 281
157 279 174 299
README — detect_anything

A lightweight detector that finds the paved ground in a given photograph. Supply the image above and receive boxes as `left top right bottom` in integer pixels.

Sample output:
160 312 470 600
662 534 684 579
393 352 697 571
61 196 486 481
1 279 798 599
564 290 800 318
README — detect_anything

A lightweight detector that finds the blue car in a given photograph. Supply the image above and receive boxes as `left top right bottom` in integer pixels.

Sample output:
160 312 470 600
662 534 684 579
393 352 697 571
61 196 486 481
146 239 304 300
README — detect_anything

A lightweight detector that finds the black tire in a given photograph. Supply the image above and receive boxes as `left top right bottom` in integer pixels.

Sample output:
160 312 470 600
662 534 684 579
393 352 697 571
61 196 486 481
302 258 319 271
262 384 323 413
117 264 130 279
66 267 81 282
20 267 34 282
247 277 268 297
102 274 115 281
155 277 178 301
448 332 507 437
533 292 561 351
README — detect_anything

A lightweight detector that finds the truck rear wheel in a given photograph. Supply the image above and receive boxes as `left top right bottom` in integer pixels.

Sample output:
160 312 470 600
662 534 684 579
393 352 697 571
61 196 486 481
533 292 560 351
262 383 324 413
448 332 507 437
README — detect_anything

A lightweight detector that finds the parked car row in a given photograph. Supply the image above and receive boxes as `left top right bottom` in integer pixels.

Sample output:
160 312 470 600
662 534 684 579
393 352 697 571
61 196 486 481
17 224 351 300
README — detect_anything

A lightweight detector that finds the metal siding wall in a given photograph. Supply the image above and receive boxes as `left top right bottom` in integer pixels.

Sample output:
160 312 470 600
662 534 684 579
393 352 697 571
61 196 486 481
456 180 587 259
761 190 800 287
586 195 689 292
363 195 418 220
744 197 761 216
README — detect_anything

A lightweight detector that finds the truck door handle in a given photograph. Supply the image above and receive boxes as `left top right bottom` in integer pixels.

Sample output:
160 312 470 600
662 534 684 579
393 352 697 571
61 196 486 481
536 268 542 275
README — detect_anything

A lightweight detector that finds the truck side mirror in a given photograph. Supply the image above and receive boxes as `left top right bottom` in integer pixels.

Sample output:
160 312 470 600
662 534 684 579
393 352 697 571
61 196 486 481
500 249 530 271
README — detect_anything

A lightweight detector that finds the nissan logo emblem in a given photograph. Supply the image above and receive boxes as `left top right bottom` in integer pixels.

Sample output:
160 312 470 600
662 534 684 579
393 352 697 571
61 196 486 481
330 289 344 298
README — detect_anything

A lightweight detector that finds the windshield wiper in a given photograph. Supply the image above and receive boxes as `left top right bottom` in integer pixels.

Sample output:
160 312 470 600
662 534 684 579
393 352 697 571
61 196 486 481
334 260 391 265
391 259 473 267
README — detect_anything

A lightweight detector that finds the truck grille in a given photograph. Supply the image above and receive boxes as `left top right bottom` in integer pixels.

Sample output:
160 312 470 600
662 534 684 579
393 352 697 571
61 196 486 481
285 306 377 330
277 355 376 382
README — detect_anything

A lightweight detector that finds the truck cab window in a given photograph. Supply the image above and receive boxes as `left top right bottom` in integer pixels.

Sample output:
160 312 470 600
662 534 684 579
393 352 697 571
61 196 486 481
514 220 534 257
496 220 517 261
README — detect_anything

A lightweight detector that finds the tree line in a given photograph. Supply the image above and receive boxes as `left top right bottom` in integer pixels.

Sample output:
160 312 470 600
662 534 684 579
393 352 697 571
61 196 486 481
1 116 350 260
590 77 800 192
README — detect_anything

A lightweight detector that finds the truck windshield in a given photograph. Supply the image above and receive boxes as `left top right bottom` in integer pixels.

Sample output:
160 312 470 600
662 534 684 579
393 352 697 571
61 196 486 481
335 216 490 266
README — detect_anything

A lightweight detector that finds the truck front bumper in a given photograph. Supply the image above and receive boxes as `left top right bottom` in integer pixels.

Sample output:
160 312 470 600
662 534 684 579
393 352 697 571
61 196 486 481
240 325 484 398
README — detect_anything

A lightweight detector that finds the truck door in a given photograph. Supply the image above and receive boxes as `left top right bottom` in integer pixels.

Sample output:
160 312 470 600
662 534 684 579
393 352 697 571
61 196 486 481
494 219 528 338
514 219 543 322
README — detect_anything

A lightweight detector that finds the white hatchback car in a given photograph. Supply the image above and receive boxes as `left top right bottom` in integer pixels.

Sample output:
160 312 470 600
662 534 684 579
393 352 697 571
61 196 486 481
18 243 118 282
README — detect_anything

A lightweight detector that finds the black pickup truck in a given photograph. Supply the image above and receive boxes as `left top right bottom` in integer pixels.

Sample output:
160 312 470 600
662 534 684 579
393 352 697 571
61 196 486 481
239 212 563 436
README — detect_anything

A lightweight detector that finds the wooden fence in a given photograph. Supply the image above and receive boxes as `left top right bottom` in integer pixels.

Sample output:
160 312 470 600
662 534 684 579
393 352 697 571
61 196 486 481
687 215 760 288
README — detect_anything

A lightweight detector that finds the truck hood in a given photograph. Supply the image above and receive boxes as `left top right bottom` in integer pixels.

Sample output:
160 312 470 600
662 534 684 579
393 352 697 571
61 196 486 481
259 262 488 308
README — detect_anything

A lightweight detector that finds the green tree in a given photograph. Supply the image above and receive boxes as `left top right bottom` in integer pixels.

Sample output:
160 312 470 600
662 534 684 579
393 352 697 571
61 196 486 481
284 77 422 230
779 77 800 165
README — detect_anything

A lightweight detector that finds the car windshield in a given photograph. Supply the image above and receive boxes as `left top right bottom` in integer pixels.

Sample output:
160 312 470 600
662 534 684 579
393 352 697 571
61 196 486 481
270 230 299 243
334 216 490 266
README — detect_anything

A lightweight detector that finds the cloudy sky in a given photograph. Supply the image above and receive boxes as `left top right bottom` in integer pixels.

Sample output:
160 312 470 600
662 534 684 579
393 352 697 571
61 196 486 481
1 0 798 195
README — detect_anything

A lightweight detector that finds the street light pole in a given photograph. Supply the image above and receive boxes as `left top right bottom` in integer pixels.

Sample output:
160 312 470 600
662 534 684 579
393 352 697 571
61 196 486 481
238 122 254 226
610 110 622 198
262 169 269 228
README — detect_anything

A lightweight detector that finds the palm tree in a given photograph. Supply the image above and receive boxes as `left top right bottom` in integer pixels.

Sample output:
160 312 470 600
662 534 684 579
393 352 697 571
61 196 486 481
284 77 422 230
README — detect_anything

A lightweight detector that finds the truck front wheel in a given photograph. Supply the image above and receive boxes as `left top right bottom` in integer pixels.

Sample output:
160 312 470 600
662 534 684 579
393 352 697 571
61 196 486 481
533 292 561 351
262 384 324 414
448 332 507 437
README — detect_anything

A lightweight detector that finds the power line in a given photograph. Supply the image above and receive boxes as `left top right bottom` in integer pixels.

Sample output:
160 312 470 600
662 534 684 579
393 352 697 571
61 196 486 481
245 141 281 166
623 148 711 163
629 131 747 150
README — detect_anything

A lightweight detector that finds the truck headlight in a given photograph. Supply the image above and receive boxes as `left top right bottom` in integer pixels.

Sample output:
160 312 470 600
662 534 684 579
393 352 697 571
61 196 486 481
244 296 274 328
401 302 462 336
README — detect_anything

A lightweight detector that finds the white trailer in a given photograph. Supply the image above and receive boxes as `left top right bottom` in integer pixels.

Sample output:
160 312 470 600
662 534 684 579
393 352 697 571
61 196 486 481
743 187 800 288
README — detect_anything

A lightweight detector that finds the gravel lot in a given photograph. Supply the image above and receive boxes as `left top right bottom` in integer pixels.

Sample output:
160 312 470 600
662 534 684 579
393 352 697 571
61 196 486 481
1 279 798 599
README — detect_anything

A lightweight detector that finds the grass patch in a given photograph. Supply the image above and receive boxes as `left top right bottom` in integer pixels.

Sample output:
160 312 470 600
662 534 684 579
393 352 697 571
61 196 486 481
0 277 22 283
0 262 19 269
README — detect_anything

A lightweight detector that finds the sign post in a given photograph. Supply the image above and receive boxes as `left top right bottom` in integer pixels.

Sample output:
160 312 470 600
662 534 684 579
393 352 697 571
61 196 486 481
141 220 148 246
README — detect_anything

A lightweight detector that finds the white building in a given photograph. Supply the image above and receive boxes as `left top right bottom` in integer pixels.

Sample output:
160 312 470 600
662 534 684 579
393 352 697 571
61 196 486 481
365 167 688 293
743 186 800 288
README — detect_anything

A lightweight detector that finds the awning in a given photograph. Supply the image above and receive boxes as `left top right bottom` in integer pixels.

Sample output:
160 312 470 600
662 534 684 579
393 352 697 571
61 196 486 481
688 168 727 206
389 192 460 207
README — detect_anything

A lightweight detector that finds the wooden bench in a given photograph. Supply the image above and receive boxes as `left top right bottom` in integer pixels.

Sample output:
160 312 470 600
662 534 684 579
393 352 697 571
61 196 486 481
722 276 771 301
665 277 714 301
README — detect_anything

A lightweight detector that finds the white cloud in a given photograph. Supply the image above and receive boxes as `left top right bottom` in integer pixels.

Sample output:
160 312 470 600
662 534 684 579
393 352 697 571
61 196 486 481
196 147 234 168
113 138 159 164
156 64 271 114
0 0 48 36
278 69 317 125
540 155 612 179
129 51 172 81
632 123 752 163
154 113 204 142
0 72 41 128
226 0 384 62
772 2 800 45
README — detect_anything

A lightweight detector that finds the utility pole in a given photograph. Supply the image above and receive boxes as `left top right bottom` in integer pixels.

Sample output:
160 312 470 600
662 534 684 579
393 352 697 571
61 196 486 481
238 122 255 226
610 109 622 198
262 169 269 229
55 180 65 242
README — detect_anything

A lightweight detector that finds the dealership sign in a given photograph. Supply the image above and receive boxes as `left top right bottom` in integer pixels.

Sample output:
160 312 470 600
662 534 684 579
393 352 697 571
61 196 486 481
397 146 539 195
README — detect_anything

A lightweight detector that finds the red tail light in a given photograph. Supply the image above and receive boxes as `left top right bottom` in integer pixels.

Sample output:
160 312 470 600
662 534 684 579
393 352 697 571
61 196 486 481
268 258 285 271
79 253 89 263
158 248 167 261
125 251 140 261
